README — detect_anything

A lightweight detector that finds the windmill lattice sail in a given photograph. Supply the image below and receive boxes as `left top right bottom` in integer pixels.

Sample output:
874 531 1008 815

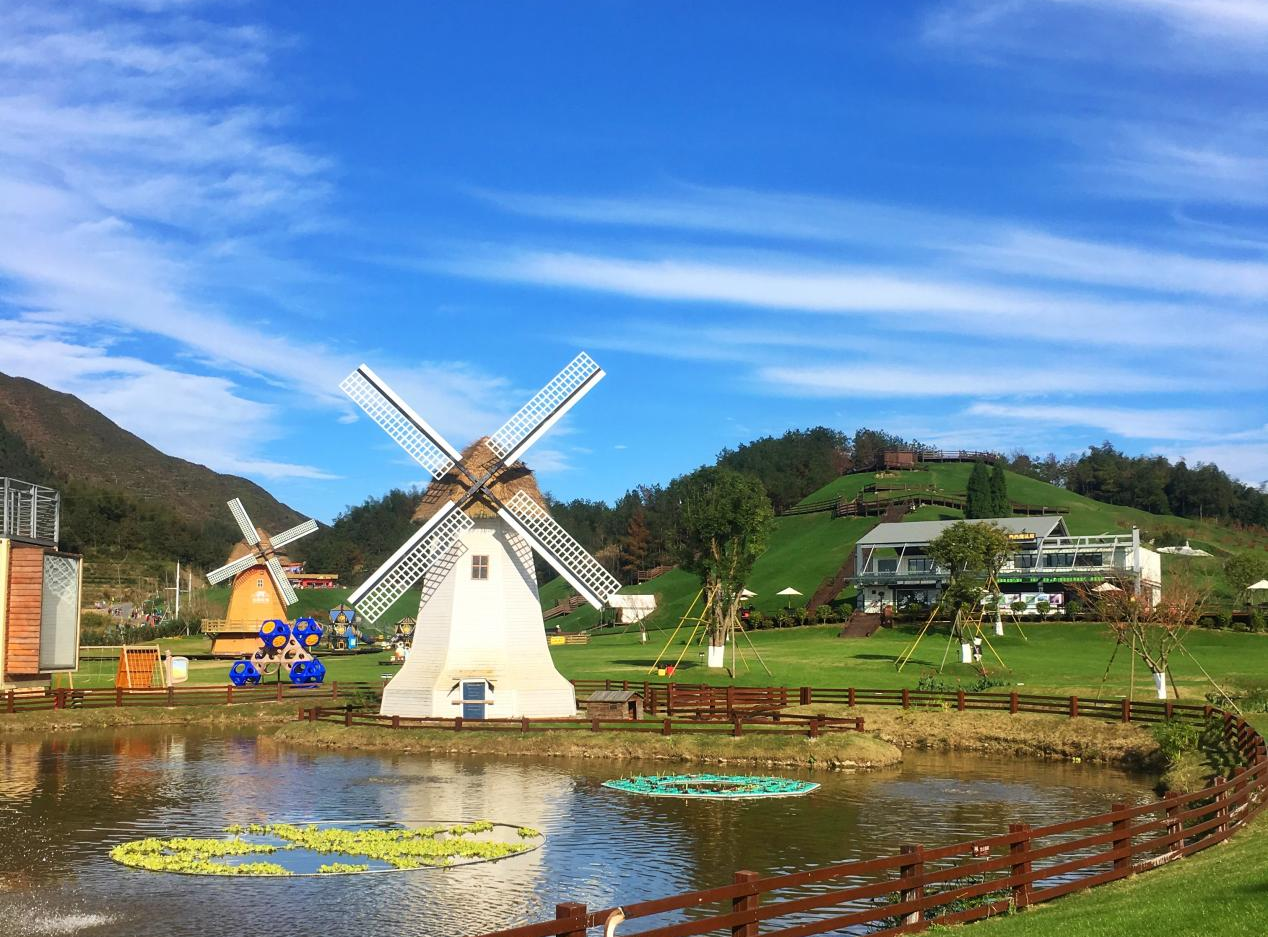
486 352 604 465
499 490 621 609
340 366 461 480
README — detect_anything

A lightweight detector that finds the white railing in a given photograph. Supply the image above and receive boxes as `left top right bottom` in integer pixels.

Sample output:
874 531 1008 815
1 477 60 546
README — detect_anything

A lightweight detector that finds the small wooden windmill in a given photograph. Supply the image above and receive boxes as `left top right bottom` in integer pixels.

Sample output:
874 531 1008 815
202 499 318 656
340 352 621 719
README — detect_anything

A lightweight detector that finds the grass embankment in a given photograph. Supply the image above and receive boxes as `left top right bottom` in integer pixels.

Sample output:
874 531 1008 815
783 706 1159 768
930 810 1268 937
269 720 901 771
0 700 301 734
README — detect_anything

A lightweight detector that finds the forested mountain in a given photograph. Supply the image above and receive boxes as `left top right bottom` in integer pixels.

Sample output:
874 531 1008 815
0 373 306 566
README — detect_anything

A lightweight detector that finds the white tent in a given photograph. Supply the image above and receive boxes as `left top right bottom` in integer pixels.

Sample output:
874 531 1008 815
1156 541 1213 557
1247 580 1268 591
1093 581 1122 593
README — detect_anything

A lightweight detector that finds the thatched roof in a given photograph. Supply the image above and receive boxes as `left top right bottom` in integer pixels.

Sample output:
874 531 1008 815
412 437 543 524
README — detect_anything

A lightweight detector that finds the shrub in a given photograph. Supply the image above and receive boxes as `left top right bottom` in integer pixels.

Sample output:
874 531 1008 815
1250 610 1266 634
749 610 768 630
1036 600 1051 618
775 609 794 628
794 606 812 627
1198 717 1246 778
1010 599 1027 614
1065 600 1082 620
814 605 834 625
1152 720 1200 765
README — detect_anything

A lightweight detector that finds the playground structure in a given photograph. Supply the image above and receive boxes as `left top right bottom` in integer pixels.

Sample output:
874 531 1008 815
650 586 771 678
894 570 1019 674
228 617 326 687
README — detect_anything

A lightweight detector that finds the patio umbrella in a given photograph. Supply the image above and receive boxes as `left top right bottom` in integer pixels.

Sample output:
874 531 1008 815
1247 580 1268 591
777 586 802 609
738 588 757 599
1093 582 1121 593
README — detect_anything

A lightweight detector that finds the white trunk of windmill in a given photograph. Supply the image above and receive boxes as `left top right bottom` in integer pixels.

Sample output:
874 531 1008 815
379 515 576 719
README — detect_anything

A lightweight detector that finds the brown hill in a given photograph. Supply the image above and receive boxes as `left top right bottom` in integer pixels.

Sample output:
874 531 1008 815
0 372 304 534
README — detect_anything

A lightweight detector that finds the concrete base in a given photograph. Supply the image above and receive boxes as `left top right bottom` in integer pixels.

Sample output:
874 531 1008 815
379 516 576 719
1153 671 1167 700
961 642 972 664
707 644 726 668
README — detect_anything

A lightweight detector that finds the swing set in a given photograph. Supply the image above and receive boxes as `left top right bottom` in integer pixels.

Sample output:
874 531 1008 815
895 570 1020 674
648 585 771 678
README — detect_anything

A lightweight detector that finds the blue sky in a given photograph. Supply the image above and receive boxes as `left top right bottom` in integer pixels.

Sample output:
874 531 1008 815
1 0 1267 523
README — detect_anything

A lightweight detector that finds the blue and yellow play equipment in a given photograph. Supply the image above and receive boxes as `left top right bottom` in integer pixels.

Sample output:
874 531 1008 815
228 617 326 686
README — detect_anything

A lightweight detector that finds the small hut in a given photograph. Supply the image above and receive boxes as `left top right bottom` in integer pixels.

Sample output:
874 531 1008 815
585 689 644 721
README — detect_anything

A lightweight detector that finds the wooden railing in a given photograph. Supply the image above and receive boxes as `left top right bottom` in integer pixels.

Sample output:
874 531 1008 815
2 681 367 713
296 703 864 739
475 682 1267 937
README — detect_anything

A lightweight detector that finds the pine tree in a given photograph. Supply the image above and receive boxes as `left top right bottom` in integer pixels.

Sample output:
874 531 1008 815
620 507 652 584
965 461 992 519
990 462 1009 516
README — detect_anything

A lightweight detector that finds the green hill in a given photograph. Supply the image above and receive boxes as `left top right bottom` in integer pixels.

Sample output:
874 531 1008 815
543 461 1257 631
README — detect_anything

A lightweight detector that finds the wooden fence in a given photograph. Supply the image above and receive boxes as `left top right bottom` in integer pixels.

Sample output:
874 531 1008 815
2 681 365 713
296 705 865 739
475 681 1267 937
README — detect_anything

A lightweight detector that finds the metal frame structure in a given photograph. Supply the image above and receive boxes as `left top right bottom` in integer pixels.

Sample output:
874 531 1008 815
339 352 621 623
0 477 60 546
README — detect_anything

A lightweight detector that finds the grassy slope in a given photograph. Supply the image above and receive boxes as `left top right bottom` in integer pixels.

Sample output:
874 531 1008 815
546 462 1258 631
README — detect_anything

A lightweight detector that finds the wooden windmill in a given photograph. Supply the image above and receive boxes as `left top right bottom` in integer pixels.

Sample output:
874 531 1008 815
202 499 318 657
339 352 621 719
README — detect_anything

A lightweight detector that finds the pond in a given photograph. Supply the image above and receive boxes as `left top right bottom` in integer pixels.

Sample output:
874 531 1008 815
0 728 1151 937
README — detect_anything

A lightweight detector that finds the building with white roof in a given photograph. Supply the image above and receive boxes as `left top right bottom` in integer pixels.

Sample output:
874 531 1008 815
852 516 1161 614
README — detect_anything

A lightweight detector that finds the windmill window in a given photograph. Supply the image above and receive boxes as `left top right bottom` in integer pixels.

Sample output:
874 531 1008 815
471 555 489 580
256 577 264 588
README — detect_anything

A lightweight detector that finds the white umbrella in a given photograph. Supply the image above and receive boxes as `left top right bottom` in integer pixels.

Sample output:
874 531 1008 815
1247 580 1268 591
777 586 802 609
1093 582 1122 593
738 588 758 599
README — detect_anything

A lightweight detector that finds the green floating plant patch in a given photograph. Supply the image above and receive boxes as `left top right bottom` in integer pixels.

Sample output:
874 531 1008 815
110 821 544 876
602 774 820 799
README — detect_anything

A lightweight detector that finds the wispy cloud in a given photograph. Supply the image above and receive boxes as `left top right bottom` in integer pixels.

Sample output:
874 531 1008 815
966 402 1225 439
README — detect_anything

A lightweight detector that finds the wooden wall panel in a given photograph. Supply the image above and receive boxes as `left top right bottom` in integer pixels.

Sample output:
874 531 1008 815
4 543 45 675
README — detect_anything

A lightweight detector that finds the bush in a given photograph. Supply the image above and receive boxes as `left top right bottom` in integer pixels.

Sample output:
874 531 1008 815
814 605 834 625
1233 619 1252 633
1198 717 1246 778
775 609 794 628
1152 720 1200 765
1036 600 1051 618
1065 600 1082 620
1010 600 1027 614
794 606 812 627
1250 610 1266 634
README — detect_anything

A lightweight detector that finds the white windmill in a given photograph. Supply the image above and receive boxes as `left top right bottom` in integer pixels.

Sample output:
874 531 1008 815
339 352 620 719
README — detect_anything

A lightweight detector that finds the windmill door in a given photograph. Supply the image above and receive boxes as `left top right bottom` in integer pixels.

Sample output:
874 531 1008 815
461 680 487 720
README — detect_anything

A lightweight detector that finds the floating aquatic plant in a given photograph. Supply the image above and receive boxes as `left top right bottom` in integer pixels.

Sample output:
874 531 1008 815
111 821 543 876
602 774 820 799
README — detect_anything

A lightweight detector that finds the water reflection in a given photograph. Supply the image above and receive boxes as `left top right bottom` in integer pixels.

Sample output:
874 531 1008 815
0 729 1150 937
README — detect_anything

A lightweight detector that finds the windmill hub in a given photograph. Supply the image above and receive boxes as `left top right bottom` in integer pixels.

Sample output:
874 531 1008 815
340 352 621 720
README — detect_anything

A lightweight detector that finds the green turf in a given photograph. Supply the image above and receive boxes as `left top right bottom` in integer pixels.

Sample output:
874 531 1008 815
939 809 1268 937
546 621 1268 699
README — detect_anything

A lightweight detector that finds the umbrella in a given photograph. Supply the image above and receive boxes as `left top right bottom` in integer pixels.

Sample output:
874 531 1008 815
777 586 802 609
1247 580 1268 591
738 588 757 599
1156 541 1213 557
1093 582 1121 593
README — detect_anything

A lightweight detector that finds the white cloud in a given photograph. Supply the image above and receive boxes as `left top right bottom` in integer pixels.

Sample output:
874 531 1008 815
966 402 1225 439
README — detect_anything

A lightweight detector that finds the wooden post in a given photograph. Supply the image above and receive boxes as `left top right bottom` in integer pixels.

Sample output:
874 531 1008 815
275 682 283 702
454 716 463 732
1009 692 1019 714
1121 698 1131 724
1069 696 1079 719
1008 823 1032 909
1165 799 1183 847
731 870 760 937
732 717 743 738
667 683 675 716
227 685 233 705
591 715 601 732
800 686 812 706
808 720 820 739
521 716 529 734
5 691 13 714
555 902 587 937
344 710 353 728
644 681 652 713
848 687 856 708
1165 700 1174 720
392 714 401 729
957 689 966 712
1111 803 1132 875
901 688 910 709
855 716 865 732
898 845 924 926
1214 777 1229 833
331 682 340 700
116 687 124 707
53 688 65 710
662 718 671 736
296 707 306 721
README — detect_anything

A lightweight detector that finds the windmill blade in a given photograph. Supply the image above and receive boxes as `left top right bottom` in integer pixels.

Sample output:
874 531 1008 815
340 365 464 480
206 552 259 586
497 490 620 609
418 540 467 615
349 500 475 623
269 518 319 550
227 498 261 546
486 352 604 467
266 555 299 606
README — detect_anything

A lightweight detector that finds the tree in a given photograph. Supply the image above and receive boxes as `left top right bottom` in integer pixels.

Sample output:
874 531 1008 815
1224 551 1268 603
989 462 1009 517
927 521 1013 614
672 467 775 661
1100 573 1205 699
619 507 651 584
965 462 993 519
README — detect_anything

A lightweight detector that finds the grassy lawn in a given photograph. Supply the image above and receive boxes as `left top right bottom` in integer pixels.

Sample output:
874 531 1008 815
547 621 1268 699
935 811 1268 937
